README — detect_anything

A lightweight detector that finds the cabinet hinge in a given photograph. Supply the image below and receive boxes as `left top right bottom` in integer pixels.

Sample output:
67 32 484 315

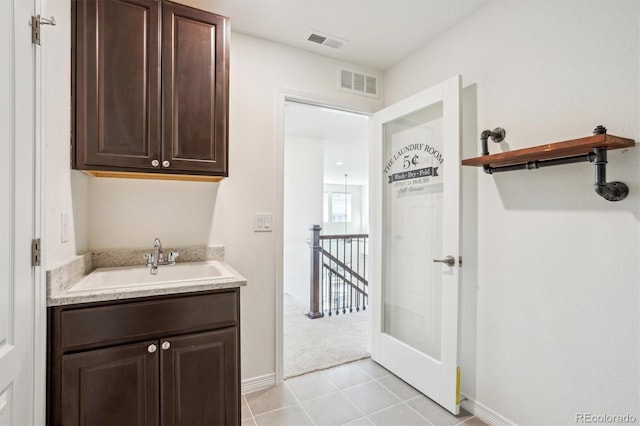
32 238 41 266
31 15 56 45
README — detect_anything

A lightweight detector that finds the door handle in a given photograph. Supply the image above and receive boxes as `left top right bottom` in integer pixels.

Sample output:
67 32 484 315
433 255 455 267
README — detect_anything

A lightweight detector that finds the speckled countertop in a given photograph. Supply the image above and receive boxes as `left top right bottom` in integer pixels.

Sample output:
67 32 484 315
47 245 246 306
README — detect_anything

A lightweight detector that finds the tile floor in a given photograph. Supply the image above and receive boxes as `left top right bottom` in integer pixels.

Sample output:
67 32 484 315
242 358 486 426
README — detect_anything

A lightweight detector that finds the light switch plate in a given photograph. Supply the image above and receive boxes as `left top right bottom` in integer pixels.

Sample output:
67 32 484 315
254 213 273 232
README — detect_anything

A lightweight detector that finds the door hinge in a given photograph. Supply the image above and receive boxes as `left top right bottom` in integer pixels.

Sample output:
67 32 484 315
31 15 56 45
32 238 41 266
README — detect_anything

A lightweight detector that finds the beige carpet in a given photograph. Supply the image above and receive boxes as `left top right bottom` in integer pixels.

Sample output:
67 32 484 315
283 293 369 378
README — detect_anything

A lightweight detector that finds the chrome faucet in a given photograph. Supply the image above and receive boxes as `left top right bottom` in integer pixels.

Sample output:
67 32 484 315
152 237 163 271
143 237 179 275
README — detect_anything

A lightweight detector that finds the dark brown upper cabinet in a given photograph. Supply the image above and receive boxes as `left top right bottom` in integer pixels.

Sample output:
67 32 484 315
73 0 229 180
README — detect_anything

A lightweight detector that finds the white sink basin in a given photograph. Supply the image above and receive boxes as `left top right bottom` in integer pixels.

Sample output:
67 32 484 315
68 261 235 293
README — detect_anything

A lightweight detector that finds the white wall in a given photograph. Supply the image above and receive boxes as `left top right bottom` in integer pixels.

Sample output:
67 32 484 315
44 0 89 267
87 178 219 249
384 1 639 423
283 136 324 304
43 0 383 382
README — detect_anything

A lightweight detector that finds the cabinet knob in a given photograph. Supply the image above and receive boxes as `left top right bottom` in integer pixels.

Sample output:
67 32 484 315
162 160 170 168
161 341 171 350
148 344 157 353
151 159 159 167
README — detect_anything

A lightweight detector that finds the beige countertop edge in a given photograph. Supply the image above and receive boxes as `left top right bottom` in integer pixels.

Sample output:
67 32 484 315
47 277 247 307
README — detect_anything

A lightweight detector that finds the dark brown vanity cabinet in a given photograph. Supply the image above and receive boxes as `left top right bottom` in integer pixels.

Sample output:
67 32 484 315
48 289 240 425
73 0 229 178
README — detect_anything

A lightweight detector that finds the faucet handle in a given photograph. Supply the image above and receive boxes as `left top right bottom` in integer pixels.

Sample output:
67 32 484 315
168 251 179 262
143 253 155 267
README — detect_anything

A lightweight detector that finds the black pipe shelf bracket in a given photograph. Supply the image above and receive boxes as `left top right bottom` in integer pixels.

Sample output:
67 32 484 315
461 125 635 202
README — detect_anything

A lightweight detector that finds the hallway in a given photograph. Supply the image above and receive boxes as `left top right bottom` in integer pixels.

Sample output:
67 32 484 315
283 293 369 378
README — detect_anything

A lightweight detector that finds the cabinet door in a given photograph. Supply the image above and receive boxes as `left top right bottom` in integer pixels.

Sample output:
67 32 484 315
61 340 159 426
162 2 229 175
161 328 239 426
74 0 161 171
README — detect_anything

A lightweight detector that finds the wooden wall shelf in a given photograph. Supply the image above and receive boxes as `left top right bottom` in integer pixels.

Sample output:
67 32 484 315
462 127 635 201
462 133 635 168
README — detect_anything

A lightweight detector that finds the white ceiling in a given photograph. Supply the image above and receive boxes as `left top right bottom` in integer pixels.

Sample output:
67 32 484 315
285 102 370 186
197 0 491 70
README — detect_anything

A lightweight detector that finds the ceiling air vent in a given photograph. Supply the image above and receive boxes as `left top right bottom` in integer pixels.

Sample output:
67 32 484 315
339 68 379 98
307 31 345 50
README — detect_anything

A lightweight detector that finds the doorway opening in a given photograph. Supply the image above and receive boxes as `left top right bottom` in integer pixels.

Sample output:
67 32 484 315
282 100 370 378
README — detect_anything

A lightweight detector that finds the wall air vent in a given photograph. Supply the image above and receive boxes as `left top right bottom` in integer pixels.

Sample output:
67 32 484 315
306 31 345 50
338 68 379 98
307 33 327 44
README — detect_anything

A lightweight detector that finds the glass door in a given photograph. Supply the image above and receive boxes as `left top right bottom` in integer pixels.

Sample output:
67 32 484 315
370 75 461 414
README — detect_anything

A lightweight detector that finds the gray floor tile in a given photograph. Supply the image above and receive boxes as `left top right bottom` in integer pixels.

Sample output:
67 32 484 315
285 370 338 401
245 359 485 426
456 416 488 426
377 374 421 401
242 395 253 419
342 380 402 415
367 403 430 426
254 405 314 426
407 395 473 426
301 391 362 425
244 384 298 416
322 362 373 389
353 358 390 379
342 417 375 425
241 417 257 426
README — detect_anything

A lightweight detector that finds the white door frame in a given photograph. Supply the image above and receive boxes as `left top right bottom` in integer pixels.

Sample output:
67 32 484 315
34 0 47 422
273 88 375 384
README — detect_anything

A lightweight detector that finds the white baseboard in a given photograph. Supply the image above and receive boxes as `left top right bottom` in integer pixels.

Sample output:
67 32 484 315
460 393 517 426
241 373 277 395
